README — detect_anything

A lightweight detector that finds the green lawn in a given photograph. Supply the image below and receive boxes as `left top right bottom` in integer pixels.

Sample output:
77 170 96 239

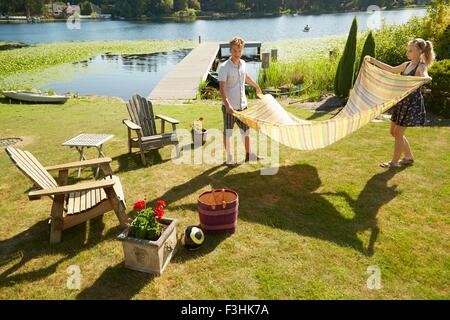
0 96 449 299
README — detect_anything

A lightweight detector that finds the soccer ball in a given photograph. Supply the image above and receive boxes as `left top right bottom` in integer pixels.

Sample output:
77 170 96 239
183 226 205 250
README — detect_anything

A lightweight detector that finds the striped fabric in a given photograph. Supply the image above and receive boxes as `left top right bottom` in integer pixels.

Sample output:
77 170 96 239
233 60 431 150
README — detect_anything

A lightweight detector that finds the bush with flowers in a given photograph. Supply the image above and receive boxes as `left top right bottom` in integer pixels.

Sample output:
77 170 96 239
130 199 167 241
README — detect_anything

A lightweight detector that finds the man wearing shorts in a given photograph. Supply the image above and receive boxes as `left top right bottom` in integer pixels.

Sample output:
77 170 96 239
219 36 263 164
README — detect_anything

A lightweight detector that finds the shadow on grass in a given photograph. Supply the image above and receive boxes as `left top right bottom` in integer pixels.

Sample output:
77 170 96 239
145 163 406 256
173 233 232 263
113 149 170 172
0 215 121 288
0 97 19 105
319 166 407 256
306 96 345 121
0 162 406 297
76 262 155 300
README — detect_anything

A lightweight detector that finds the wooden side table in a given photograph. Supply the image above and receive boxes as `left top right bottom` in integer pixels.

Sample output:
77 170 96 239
63 133 113 177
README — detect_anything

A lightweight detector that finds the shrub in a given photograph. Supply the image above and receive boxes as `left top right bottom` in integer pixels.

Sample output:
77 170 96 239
258 56 338 99
373 17 422 66
81 1 92 15
425 59 450 118
435 24 450 60
188 0 201 11
198 80 220 99
422 0 450 59
428 59 450 93
173 8 197 20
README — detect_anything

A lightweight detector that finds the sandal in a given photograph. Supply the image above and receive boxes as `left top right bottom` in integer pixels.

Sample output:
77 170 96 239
245 154 266 162
399 158 414 165
379 161 401 168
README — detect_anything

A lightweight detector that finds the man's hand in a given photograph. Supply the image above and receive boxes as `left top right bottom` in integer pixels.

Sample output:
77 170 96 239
226 104 235 114
246 74 262 95
255 85 263 95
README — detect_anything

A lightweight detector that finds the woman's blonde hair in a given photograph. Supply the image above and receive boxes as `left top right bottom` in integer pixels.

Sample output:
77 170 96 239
230 36 245 50
409 38 436 67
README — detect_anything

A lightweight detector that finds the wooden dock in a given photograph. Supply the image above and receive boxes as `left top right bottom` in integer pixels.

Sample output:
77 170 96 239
149 42 220 100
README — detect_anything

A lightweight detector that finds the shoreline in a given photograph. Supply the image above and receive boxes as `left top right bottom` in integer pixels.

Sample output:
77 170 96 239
0 36 344 95
0 5 427 25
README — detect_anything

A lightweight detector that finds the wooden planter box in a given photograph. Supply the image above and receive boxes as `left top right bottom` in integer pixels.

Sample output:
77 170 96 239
117 218 178 275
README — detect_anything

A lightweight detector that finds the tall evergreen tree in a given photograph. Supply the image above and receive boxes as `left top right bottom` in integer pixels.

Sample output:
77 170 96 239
354 31 375 84
174 0 188 11
335 17 358 98
334 59 343 97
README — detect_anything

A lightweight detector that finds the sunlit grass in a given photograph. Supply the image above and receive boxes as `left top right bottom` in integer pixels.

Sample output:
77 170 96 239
0 96 449 299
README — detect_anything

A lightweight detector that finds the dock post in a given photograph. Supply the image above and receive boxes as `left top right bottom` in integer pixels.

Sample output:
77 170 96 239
262 52 270 83
271 49 278 61
262 52 270 69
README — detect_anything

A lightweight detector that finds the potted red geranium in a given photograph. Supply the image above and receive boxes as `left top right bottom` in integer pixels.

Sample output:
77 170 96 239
117 199 178 275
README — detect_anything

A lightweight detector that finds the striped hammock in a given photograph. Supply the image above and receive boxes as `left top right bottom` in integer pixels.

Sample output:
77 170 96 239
233 60 431 150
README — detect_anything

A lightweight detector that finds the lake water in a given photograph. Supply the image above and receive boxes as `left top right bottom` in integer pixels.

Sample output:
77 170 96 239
1 8 426 99
42 50 191 99
40 50 261 99
0 8 426 44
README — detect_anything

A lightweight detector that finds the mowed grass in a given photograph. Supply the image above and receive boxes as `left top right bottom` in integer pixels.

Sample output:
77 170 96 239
0 96 449 299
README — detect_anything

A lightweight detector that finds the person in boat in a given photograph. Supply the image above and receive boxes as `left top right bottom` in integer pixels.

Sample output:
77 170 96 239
304 25 310 31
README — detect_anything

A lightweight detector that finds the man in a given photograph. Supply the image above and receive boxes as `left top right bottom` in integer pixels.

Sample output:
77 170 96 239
218 36 263 165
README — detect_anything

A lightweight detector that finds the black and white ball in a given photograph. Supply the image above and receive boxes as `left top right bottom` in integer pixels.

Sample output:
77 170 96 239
183 226 205 250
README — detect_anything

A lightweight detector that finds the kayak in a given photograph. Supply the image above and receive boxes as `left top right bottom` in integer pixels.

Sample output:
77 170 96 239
1 90 69 104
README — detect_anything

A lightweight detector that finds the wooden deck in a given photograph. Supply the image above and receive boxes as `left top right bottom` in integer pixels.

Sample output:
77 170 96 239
149 42 220 100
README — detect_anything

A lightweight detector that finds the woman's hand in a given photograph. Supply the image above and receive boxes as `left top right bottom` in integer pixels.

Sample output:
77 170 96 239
365 55 375 64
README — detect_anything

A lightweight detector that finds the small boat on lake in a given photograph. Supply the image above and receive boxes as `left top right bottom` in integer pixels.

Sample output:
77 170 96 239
1 90 69 104
303 25 310 32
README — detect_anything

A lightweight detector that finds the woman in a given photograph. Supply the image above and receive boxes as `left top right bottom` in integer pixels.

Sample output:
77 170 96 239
366 38 434 168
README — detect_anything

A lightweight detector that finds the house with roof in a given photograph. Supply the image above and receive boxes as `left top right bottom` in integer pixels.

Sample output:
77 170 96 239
45 2 67 16
66 3 81 15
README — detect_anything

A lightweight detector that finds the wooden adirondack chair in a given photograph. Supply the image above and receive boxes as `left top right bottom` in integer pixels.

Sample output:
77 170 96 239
5 146 129 244
123 95 180 166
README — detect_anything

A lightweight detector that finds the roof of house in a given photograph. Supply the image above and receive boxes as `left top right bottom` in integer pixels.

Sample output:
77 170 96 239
66 5 81 14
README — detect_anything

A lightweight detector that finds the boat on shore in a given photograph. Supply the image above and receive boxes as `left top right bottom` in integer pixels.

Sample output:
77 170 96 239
1 90 69 103
262 84 305 97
